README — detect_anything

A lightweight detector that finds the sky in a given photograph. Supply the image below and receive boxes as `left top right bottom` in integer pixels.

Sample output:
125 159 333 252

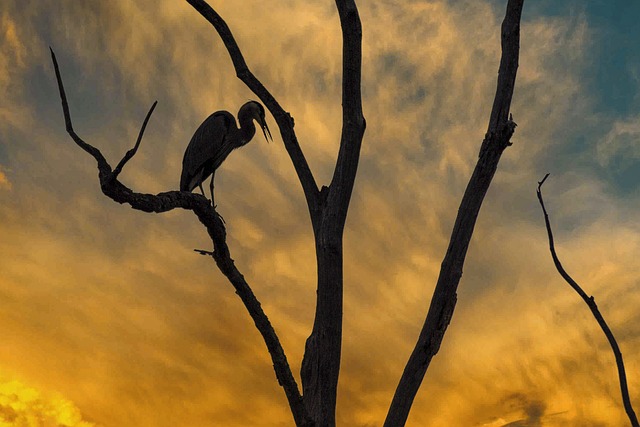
1 0 640 426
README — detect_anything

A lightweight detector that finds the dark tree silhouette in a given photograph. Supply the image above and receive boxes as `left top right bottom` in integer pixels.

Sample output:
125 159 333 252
52 0 524 426
537 174 639 427
385 0 522 425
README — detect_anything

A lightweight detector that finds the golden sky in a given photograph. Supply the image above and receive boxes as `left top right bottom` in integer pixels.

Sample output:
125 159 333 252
1 1 640 426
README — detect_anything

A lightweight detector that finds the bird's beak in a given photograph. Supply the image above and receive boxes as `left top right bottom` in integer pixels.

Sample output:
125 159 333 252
261 119 272 143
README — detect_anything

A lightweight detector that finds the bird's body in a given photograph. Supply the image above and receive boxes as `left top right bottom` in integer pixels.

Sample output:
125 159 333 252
180 101 271 205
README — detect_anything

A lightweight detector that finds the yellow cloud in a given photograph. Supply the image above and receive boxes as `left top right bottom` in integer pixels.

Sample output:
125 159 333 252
0 380 96 427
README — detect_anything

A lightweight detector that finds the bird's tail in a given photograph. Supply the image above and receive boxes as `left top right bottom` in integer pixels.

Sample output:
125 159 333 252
179 169 190 192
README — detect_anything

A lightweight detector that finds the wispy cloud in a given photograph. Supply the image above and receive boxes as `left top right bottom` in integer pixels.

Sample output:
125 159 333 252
597 118 640 167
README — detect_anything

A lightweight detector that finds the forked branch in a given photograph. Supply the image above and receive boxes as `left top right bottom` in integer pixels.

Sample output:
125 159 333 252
187 2 367 424
537 174 639 427
50 48 311 427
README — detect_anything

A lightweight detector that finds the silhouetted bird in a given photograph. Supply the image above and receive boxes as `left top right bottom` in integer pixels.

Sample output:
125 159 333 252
180 101 272 206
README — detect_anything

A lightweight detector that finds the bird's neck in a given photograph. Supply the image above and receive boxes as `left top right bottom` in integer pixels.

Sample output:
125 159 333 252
237 114 256 146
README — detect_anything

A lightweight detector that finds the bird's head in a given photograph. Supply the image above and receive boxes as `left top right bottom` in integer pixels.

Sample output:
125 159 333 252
243 101 272 143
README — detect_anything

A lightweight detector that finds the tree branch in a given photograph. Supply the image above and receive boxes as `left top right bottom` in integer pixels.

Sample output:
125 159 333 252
184 0 321 224
50 49 312 427
384 1 523 425
537 174 639 427
328 0 366 230
111 100 158 181
50 47 111 174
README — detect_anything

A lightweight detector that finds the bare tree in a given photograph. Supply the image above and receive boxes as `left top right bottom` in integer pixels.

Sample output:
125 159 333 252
537 174 639 427
51 0 523 426
183 2 365 424
52 0 363 424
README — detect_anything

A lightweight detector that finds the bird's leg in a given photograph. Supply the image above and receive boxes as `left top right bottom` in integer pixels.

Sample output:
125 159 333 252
209 173 216 208
209 174 225 225
198 183 206 197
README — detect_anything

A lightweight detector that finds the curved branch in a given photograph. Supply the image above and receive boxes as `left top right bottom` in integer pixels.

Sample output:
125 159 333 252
384 1 523 425
50 47 110 174
537 175 639 427
184 0 321 223
50 49 312 427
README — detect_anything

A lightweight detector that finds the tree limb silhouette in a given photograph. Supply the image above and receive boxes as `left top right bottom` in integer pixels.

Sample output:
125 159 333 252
299 2 365 423
185 0 321 222
536 173 639 427
385 1 523 425
186 2 365 424
112 100 157 181
50 48 311 427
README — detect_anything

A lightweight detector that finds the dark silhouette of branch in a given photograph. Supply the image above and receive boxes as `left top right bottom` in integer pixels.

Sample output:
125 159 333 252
186 2 366 424
50 48 311 427
112 100 158 181
50 47 110 172
329 0 366 226
536 173 639 427
384 1 523 425
185 0 321 222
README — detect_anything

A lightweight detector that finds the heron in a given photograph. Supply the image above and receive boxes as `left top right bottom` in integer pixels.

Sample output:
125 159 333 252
180 100 272 206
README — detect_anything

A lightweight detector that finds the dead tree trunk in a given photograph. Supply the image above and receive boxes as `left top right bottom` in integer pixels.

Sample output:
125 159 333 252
384 1 523 425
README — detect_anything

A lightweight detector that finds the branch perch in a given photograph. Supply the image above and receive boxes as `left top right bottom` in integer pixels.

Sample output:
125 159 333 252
185 0 321 222
537 174 639 427
50 48 311 427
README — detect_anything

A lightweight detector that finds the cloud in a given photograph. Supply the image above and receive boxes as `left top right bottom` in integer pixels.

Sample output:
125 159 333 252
596 117 640 168
0 10 37 145
497 394 546 427
0 379 97 427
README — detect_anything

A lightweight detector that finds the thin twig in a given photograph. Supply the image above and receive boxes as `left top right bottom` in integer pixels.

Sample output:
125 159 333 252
537 175 639 427
194 249 214 256
111 101 158 180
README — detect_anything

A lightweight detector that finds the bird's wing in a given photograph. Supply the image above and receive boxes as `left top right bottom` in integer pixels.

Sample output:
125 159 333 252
180 111 234 191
